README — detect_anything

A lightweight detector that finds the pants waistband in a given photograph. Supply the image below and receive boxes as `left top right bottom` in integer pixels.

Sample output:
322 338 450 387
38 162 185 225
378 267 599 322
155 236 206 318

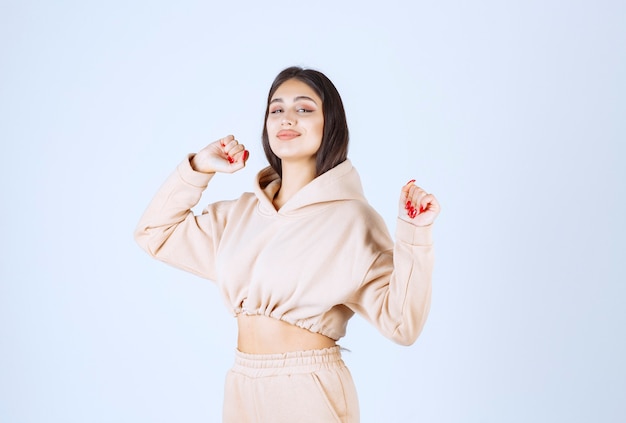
231 346 344 378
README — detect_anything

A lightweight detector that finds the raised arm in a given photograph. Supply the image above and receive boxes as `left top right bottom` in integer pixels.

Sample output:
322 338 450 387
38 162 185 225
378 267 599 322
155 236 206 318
134 135 249 280
347 180 441 345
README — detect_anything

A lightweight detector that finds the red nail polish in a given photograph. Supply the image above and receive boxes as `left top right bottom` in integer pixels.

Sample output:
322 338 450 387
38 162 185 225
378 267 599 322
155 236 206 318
408 207 417 219
405 200 412 210
227 156 234 163
419 205 424 213
406 179 416 186
243 150 249 162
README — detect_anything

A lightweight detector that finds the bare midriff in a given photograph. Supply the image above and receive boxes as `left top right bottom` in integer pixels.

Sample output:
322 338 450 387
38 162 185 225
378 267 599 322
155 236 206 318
237 314 336 354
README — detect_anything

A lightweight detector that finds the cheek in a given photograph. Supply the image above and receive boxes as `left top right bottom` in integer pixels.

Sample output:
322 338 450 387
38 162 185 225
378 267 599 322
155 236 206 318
315 118 324 135
265 118 277 132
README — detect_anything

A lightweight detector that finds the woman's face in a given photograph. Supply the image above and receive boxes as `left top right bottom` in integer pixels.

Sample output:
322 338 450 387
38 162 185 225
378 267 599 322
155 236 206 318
266 78 324 167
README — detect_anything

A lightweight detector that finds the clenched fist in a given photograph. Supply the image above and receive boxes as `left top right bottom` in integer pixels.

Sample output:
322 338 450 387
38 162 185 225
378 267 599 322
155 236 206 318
190 135 249 174
398 179 440 226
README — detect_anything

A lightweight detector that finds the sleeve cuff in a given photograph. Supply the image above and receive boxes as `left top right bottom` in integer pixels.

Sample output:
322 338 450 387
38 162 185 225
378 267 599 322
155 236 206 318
176 154 215 188
396 218 433 246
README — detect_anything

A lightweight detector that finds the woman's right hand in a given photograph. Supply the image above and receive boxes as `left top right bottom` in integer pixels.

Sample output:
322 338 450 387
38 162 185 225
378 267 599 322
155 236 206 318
190 135 249 174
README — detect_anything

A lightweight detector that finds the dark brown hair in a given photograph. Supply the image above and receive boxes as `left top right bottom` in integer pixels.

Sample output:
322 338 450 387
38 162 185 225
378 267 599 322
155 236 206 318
262 66 349 177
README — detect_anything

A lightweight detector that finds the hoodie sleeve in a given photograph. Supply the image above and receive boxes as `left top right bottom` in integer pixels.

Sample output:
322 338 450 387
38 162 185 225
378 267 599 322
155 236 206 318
134 155 232 281
346 218 434 346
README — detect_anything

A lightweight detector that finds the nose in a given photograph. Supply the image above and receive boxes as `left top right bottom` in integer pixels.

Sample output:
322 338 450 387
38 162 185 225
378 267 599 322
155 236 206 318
281 110 295 126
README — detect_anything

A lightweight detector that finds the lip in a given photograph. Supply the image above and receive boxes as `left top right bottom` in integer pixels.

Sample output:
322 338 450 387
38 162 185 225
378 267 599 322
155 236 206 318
276 129 301 140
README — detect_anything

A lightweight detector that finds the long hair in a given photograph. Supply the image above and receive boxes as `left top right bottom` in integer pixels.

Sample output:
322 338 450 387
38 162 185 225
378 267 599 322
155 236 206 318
262 67 349 177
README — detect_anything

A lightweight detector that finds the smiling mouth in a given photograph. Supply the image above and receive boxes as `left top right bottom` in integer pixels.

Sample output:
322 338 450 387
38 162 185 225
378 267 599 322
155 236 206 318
276 130 301 140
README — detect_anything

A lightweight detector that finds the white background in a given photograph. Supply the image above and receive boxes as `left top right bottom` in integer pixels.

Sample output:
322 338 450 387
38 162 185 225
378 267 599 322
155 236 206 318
1 1 624 422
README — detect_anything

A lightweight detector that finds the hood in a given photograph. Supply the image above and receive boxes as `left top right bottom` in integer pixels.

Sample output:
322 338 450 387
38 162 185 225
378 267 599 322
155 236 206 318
254 159 366 216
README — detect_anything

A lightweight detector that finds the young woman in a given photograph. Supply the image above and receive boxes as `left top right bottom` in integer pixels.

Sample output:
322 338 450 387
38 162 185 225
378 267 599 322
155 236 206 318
135 66 440 422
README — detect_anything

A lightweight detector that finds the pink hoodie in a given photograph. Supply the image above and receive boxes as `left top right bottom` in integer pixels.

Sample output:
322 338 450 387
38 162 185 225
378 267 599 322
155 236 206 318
135 156 433 345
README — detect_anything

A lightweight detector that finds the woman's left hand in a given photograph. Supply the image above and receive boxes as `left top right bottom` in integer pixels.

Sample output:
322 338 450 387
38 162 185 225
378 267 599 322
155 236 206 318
399 180 441 226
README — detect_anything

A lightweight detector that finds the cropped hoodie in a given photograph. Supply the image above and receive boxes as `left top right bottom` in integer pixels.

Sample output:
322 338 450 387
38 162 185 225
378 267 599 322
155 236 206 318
134 156 434 345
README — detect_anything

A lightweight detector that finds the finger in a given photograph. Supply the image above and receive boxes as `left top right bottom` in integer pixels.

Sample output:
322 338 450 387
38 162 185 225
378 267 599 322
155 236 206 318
225 144 245 163
415 189 429 212
224 142 244 156
219 135 235 147
401 179 416 197
405 187 430 217
401 182 423 211
402 188 417 217
224 139 239 151
420 193 439 214
401 186 414 211
407 185 426 205
232 148 249 164
405 185 418 209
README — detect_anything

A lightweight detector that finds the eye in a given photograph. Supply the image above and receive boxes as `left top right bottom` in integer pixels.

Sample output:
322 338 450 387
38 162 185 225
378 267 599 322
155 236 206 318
296 102 317 113
270 108 283 114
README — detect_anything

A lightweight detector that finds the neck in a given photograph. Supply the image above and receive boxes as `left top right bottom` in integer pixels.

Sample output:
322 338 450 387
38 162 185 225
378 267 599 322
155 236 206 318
273 159 317 210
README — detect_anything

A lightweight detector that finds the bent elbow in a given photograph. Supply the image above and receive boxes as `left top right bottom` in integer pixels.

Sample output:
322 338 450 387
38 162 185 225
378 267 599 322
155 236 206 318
133 225 157 257
391 329 419 346
389 318 427 346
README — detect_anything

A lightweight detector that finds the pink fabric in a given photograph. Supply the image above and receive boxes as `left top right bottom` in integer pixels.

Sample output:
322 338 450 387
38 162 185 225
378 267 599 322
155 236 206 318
135 157 434 345
223 346 359 422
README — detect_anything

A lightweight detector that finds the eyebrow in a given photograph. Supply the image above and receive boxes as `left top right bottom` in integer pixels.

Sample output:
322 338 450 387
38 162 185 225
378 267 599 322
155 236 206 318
269 95 318 105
